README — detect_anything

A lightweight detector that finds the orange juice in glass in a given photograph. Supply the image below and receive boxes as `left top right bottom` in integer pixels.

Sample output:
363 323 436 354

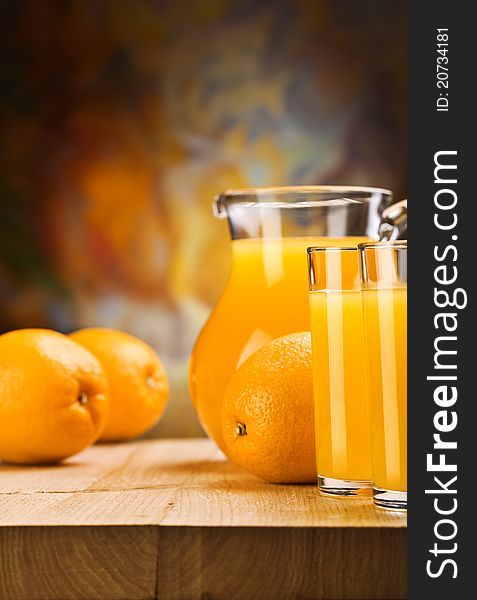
359 241 407 510
308 247 372 495
189 187 401 452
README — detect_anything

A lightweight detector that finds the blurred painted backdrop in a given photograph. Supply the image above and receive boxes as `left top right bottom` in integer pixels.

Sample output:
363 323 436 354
0 0 406 436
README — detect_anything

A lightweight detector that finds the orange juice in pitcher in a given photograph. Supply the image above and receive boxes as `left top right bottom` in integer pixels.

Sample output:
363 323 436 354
189 187 402 451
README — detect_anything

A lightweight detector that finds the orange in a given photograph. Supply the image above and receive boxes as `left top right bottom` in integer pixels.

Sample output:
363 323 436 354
69 328 169 441
0 329 109 464
221 332 316 484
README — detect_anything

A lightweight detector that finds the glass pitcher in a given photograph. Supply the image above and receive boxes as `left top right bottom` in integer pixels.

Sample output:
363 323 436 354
189 186 406 451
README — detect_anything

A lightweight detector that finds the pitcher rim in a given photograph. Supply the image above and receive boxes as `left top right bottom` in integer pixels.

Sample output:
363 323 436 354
214 185 392 218
217 185 391 198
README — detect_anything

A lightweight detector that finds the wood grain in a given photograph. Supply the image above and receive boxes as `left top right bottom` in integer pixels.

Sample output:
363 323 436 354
0 439 406 528
0 439 407 600
0 526 157 600
157 526 406 600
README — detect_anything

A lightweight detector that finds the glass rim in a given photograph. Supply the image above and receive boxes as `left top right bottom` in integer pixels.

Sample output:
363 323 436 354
307 246 358 254
358 240 407 250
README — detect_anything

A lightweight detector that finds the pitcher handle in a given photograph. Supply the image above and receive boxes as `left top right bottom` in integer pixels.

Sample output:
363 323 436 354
379 199 407 241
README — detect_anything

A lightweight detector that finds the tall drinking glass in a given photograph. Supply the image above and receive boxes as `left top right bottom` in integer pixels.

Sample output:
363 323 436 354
308 247 372 495
359 241 407 510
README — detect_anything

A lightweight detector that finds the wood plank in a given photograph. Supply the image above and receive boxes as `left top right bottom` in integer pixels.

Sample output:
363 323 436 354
157 526 406 600
0 526 158 600
0 439 407 528
0 439 407 599
0 525 406 600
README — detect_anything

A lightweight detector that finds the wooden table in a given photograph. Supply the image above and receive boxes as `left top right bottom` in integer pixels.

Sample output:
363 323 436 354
0 439 406 600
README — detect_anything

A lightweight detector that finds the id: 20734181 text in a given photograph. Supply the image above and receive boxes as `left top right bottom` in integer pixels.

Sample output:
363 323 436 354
436 29 449 112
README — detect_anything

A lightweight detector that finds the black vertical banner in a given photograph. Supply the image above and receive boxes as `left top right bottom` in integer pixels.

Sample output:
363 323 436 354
409 1 474 598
